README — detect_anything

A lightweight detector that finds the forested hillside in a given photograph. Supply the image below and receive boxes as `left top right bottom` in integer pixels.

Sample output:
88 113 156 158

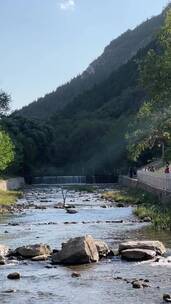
15 8 166 120
2 6 170 177
3 41 154 176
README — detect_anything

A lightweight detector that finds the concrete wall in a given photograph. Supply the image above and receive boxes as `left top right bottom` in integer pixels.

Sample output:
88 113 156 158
137 171 171 192
119 175 171 203
0 177 25 191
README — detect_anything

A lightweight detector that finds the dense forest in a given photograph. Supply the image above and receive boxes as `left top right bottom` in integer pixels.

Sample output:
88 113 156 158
1 5 171 178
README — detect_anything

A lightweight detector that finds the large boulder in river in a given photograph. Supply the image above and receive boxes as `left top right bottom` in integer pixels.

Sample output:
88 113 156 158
52 235 99 265
95 240 110 258
121 248 156 261
119 241 166 256
15 244 51 258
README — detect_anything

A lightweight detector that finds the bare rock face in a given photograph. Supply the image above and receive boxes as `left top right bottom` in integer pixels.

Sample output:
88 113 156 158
15 244 51 258
95 240 110 258
121 249 156 261
119 241 166 256
0 245 9 257
52 235 99 265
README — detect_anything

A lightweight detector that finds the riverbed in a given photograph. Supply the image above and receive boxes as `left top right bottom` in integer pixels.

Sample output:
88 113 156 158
0 185 170 304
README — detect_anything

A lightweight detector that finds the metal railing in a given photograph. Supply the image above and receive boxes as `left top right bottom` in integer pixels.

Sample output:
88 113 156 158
137 170 171 192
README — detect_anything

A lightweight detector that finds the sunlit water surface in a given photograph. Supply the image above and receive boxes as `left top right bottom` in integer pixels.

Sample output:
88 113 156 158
0 185 170 304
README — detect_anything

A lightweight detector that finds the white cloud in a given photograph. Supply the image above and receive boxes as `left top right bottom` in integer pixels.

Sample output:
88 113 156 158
59 0 75 11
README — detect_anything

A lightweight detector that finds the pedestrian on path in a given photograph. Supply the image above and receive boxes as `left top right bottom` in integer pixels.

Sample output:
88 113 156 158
165 163 170 174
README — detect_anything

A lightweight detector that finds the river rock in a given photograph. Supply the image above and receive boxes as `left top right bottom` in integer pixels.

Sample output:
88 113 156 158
15 244 51 258
95 240 110 257
132 280 143 289
121 249 156 261
66 209 78 214
7 272 21 280
3 289 16 293
71 272 81 278
0 256 5 265
31 254 49 261
65 204 76 209
0 245 9 257
54 203 64 209
163 294 171 303
119 240 166 255
143 216 151 222
52 235 99 265
116 203 125 208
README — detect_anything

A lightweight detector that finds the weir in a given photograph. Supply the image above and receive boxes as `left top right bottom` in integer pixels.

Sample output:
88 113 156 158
32 175 117 185
33 176 87 185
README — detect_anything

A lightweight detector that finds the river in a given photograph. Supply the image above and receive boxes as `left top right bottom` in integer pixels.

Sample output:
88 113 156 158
0 185 170 304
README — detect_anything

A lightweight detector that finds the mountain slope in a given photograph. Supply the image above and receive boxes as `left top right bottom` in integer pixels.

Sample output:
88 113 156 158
16 8 166 120
36 43 153 175
5 39 157 176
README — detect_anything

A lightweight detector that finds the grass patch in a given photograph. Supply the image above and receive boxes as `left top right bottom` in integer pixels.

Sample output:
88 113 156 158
134 206 171 230
101 190 135 203
102 187 171 230
0 190 22 206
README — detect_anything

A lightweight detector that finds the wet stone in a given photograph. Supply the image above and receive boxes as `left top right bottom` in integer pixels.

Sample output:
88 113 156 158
0 258 5 265
7 272 21 280
66 209 78 214
3 289 16 293
163 294 171 303
132 281 143 289
71 272 81 278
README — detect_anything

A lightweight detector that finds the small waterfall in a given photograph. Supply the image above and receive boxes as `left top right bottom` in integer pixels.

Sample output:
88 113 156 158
33 176 86 185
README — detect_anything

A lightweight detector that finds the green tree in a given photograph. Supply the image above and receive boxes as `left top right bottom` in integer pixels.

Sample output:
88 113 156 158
0 90 11 117
127 8 171 161
0 91 14 173
0 130 14 172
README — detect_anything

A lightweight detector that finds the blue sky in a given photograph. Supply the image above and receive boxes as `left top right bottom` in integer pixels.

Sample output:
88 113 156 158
0 0 169 110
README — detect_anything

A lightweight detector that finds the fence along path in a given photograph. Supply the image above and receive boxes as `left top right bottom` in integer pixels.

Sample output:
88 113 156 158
137 170 171 192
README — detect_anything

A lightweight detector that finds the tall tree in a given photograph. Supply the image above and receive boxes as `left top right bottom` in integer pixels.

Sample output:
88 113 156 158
0 90 11 117
127 8 171 161
0 91 14 173
0 130 14 172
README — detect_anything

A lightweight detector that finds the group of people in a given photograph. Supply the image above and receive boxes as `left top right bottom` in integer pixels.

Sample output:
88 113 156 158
144 162 170 174
144 166 156 172
128 162 171 178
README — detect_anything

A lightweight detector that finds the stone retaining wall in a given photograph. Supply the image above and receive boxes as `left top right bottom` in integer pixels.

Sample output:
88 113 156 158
0 177 25 191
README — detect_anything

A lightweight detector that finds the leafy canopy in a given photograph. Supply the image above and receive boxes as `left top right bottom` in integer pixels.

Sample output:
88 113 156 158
0 91 14 173
0 130 14 172
0 90 11 117
127 9 171 161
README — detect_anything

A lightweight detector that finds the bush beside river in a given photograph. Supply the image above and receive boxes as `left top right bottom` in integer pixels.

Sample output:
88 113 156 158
0 190 22 213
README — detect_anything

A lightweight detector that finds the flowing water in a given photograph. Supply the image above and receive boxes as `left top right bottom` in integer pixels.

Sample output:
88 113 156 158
0 185 170 304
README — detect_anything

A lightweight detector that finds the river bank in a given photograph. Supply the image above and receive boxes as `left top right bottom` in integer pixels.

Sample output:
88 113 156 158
0 185 170 304
0 190 23 214
102 187 171 230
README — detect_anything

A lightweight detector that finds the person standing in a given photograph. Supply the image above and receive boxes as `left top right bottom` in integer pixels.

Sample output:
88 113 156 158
165 163 170 174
